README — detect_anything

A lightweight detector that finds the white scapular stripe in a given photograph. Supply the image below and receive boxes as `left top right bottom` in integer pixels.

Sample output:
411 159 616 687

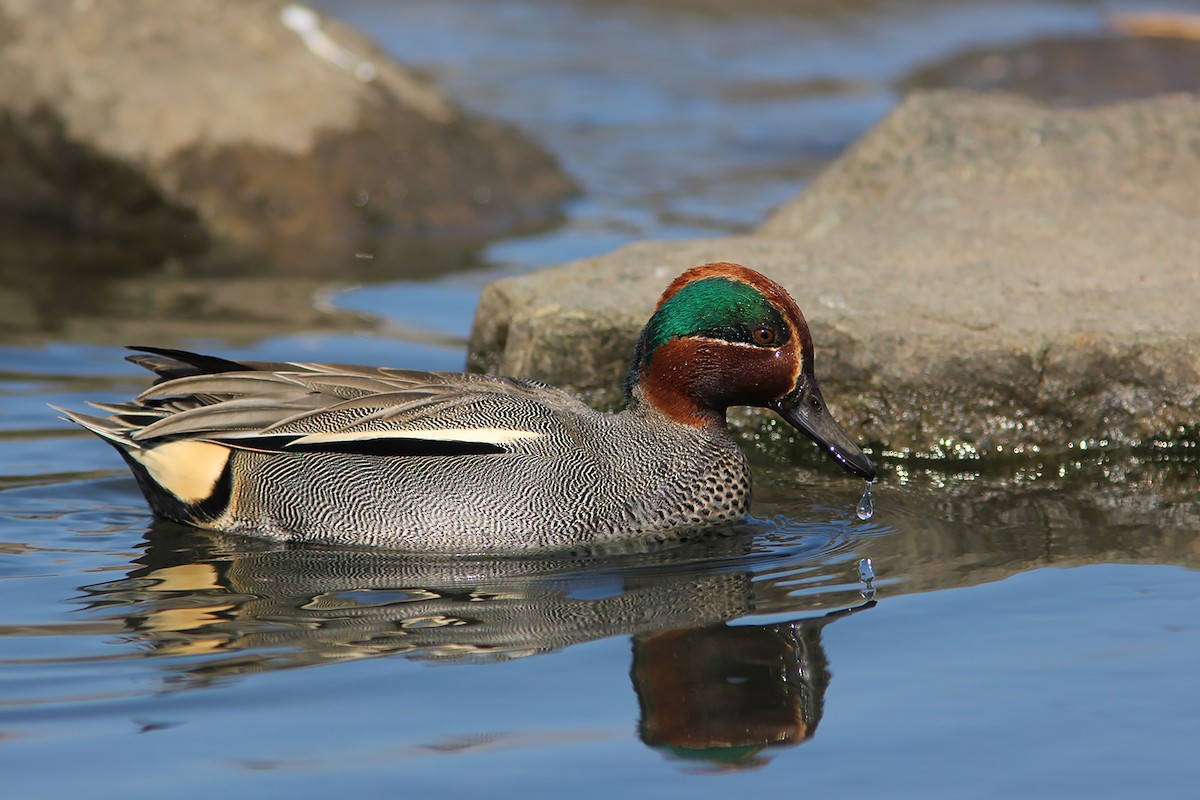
131 441 231 504
286 428 544 448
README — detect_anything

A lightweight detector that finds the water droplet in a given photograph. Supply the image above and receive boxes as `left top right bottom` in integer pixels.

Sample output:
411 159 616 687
855 482 873 520
857 557 876 599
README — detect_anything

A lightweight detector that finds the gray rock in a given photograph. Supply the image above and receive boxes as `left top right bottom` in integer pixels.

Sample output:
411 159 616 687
468 91 1200 455
901 35 1200 108
0 0 575 270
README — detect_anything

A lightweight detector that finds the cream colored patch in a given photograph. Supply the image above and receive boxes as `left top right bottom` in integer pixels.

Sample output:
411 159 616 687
147 564 222 592
287 428 544 447
131 440 231 504
144 602 237 655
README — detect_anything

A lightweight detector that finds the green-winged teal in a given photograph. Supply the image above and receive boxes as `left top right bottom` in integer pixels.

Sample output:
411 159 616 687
58 262 875 551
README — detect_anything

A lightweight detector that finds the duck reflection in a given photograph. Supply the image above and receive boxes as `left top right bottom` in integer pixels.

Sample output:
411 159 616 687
633 609 867 770
82 519 875 766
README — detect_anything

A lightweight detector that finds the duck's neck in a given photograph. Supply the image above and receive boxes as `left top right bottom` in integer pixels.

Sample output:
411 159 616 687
625 338 728 429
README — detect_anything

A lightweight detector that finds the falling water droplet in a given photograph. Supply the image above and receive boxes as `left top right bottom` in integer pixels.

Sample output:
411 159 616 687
857 557 875 583
857 557 876 600
856 482 874 520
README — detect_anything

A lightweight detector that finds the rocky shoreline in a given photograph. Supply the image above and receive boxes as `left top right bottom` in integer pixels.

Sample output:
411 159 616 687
469 91 1200 456
0 0 575 271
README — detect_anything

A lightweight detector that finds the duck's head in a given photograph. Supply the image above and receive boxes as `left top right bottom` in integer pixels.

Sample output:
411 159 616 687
628 262 875 481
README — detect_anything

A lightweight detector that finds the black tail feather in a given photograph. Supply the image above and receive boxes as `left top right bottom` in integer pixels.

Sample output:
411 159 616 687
126 346 254 382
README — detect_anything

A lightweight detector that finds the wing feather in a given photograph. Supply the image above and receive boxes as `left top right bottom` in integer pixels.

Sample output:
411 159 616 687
98 348 593 457
132 397 322 441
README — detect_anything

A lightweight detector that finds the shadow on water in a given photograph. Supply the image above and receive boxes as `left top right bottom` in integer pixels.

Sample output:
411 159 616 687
752 445 1200 595
67 513 883 769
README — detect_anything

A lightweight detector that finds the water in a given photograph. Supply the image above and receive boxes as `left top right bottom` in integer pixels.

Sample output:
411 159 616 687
856 482 874 520
856 557 877 602
857 556 876 584
4 1 1200 797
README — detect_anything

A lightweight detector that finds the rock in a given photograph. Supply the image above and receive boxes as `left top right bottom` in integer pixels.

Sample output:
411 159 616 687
0 0 575 270
468 91 1200 456
901 35 1200 107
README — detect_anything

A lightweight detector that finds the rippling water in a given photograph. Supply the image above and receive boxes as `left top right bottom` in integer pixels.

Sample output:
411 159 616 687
4 1 1200 797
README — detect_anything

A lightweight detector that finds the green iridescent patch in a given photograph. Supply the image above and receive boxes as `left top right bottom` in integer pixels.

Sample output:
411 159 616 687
643 277 786 355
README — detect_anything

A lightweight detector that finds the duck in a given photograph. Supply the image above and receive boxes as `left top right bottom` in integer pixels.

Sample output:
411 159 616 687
57 262 875 552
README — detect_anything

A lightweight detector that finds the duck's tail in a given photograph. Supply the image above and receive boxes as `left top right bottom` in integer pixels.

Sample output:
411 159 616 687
52 403 234 526
124 346 253 383
50 404 143 450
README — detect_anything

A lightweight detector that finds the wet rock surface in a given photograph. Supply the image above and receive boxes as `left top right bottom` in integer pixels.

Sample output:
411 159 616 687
469 91 1200 455
0 0 575 271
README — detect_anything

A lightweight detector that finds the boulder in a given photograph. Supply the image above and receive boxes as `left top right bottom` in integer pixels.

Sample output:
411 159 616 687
0 0 576 270
468 91 1200 456
901 34 1200 107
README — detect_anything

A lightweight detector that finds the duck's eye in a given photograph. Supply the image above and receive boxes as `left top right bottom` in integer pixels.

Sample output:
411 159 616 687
752 327 777 346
